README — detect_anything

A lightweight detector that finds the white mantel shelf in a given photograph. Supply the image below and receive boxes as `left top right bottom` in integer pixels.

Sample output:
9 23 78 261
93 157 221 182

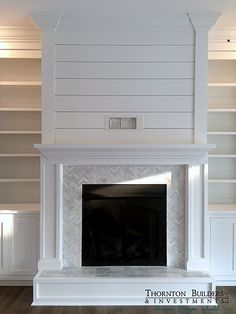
35 144 214 165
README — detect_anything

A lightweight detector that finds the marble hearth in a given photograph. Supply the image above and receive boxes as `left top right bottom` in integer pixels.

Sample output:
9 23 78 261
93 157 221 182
33 144 215 306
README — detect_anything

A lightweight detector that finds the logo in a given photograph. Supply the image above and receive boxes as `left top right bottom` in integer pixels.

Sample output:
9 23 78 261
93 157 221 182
144 289 229 306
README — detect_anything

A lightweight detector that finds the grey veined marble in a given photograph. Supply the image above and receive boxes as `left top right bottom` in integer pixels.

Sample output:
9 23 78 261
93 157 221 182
63 165 186 269
40 266 210 279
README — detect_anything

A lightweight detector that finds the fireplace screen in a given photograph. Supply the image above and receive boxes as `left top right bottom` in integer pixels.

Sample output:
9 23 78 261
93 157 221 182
82 184 167 266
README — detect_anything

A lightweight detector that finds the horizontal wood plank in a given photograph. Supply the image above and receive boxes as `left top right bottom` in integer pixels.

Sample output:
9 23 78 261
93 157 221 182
208 86 236 97
0 134 41 154
55 129 193 144
55 79 193 96
55 30 194 45
55 62 194 79
0 86 41 107
0 59 41 82
55 95 194 112
55 45 194 62
209 183 236 203
0 182 40 203
208 60 236 83
208 112 236 132
0 112 41 132
0 157 40 179
55 112 193 129
208 134 236 155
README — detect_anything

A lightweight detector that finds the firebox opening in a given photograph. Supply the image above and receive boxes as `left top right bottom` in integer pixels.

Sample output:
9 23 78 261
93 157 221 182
82 184 167 266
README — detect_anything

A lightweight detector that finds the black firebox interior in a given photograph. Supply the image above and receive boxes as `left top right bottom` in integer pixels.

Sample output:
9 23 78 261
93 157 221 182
82 184 167 266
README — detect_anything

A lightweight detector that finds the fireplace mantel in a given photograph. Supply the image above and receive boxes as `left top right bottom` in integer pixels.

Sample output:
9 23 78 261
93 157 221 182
35 142 212 272
35 144 214 165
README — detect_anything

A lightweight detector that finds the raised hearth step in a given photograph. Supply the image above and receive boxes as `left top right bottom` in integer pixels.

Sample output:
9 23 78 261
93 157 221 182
33 266 217 306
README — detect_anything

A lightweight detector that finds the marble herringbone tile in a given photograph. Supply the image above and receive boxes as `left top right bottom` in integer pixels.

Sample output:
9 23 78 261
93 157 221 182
63 165 185 268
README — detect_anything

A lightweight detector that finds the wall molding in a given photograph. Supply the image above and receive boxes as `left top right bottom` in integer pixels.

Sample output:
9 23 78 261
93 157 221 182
0 26 40 42
35 144 214 165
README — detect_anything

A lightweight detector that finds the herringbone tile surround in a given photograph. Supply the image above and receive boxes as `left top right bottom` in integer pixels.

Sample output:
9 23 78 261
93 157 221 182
63 165 185 268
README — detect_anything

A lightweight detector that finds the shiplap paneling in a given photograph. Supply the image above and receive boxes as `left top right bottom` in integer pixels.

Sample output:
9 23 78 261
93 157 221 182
55 129 193 144
55 62 194 79
52 28 195 144
55 112 193 129
55 79 194 96
55 45 194 62
55 95 194 112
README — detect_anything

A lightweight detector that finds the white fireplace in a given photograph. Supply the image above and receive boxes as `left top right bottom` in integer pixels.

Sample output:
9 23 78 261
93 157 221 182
31 10 220 306
32 144 216 306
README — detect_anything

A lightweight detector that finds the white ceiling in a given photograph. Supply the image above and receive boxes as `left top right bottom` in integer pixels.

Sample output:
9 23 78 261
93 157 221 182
0 0 236 28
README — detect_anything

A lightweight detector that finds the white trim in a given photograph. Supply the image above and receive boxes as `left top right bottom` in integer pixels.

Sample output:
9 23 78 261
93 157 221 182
187 13 220 143
41 32 55 144
40 162 58 266
35 144 214 165
31 13 63 32
187 259 211 271
186 165 210 271
209 211 236 217
31 13 193 32
193 30 209 143
186 165 193 265
204 163 210 269
56 164 63 262
187 13 221 32
0 26 40 42
38 258 62 270
39 158 45 263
